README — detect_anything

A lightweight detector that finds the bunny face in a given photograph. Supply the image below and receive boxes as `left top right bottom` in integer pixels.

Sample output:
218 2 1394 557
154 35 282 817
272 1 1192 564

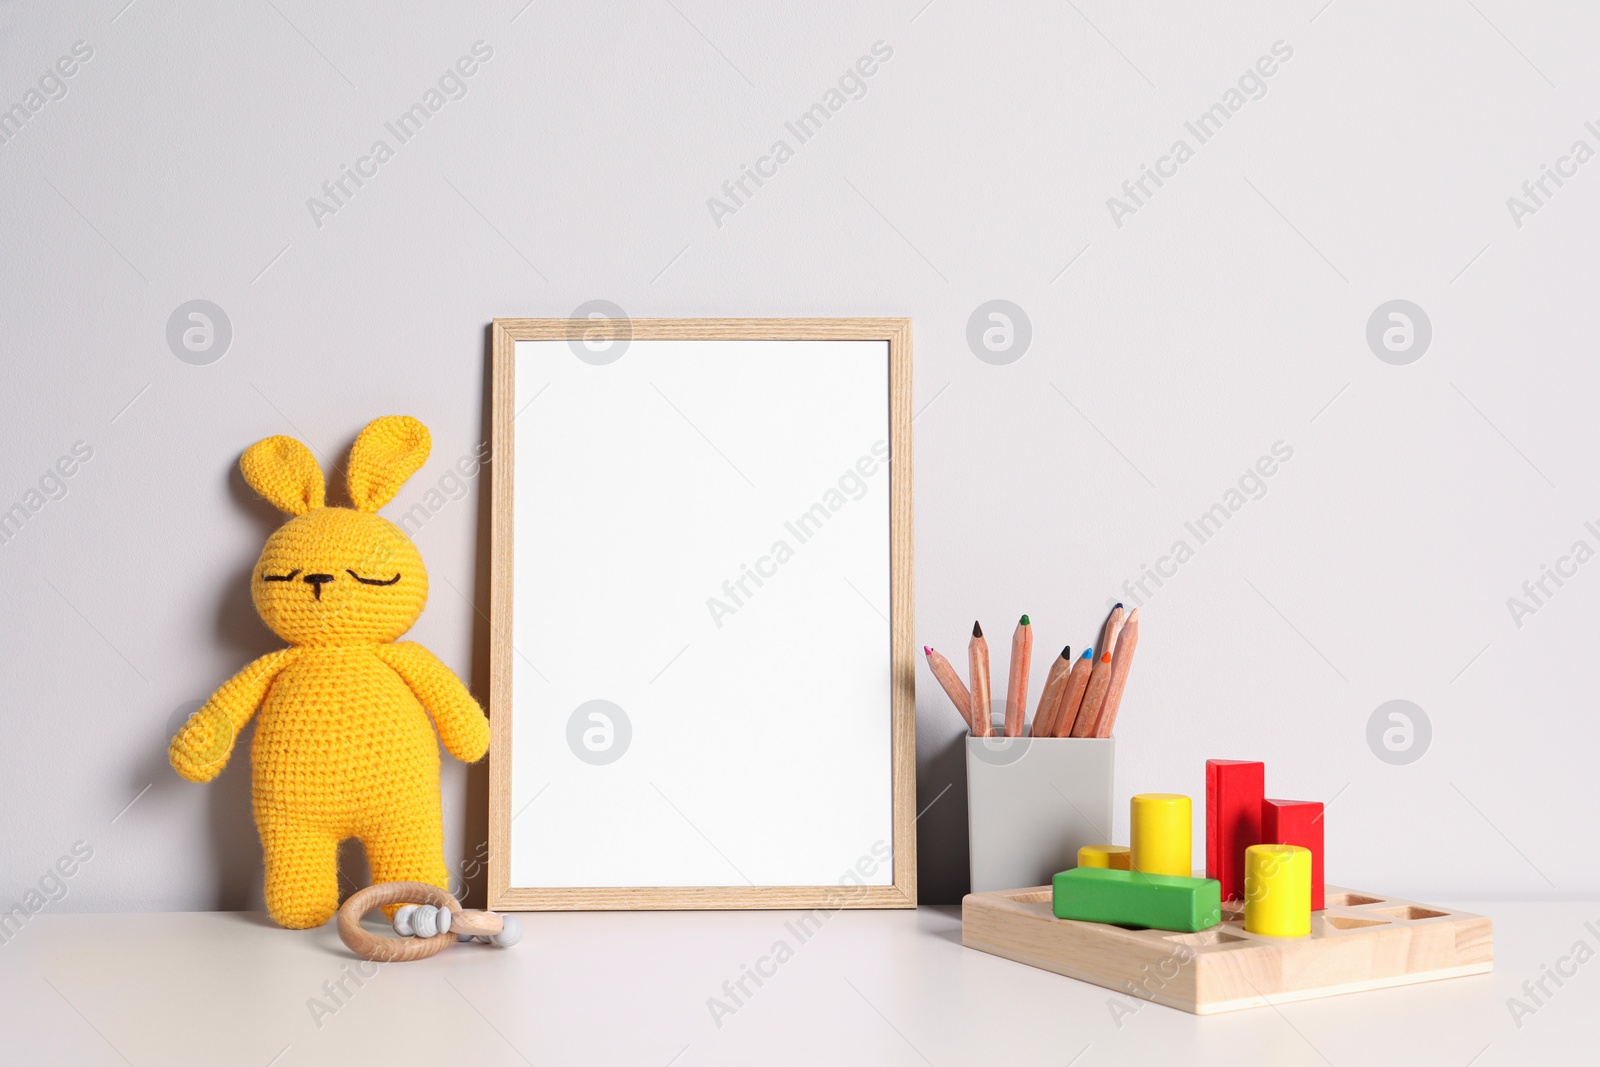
239 416 435 647
252 508 427 646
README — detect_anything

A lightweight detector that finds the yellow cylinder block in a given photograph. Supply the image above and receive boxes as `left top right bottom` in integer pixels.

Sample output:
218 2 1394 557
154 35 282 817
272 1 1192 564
1130 793 1191 877
1244 843 1312 937
1078 845 1132 870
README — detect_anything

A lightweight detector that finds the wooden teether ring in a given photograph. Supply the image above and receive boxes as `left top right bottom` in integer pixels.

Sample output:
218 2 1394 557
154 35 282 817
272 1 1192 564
337 881 505 962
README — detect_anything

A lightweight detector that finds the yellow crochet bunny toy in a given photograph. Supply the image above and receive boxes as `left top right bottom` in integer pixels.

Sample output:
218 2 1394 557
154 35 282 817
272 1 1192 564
169 416 489 930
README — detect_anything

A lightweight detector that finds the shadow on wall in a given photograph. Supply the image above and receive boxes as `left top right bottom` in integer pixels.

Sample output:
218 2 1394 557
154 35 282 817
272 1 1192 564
150 354 966 909
446 326 966 906
917 729 971 905
457 329 495 908
150 431 427 910
141 463 284 908
166 404 500 911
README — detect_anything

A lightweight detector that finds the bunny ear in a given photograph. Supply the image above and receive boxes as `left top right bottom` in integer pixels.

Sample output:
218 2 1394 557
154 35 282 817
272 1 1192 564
240 436 325 515
346 416 431 512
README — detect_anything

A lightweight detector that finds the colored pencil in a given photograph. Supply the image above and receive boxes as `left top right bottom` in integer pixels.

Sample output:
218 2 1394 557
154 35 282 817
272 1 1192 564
969 621 992 737
1030 645 1072 737
1075 604 1124 736
1094 608 1139 737
1052 648 1095 737
1099 603 1126 666
1003 614 1032 737
1073 647 1116 737
923 646 973 731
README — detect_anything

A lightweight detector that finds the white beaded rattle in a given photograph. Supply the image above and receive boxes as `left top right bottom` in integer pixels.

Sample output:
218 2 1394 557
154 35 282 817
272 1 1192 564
337 881 522 962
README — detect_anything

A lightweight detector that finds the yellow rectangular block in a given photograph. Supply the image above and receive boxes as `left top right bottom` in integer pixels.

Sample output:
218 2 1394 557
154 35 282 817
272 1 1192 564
1077 845 1130 870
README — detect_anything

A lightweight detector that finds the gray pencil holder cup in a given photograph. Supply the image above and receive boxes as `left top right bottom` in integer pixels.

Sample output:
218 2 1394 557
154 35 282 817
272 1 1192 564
965 735 1115 893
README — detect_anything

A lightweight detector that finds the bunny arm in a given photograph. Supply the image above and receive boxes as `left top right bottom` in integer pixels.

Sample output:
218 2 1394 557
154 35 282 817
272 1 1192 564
374 642 490 762
169 648 299 783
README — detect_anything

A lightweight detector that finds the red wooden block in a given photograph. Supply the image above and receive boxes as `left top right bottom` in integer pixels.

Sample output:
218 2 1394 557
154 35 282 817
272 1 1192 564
1206 760 1263 903
1262 798 1325 911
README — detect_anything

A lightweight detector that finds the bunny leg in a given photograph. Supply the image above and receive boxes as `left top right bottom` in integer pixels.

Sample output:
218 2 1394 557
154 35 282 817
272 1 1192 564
362 816 449 920
261 821 341 929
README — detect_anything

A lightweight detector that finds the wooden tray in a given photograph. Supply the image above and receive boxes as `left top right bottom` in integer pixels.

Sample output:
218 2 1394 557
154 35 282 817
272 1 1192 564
961 883 1492 1014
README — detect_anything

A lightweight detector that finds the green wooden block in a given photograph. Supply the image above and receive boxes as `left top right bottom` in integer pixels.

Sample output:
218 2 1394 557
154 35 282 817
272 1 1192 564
1051 867 1223 932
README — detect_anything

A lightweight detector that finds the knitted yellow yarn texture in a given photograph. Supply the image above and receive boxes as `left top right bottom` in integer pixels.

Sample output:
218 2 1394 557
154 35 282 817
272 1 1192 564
169 416 490 930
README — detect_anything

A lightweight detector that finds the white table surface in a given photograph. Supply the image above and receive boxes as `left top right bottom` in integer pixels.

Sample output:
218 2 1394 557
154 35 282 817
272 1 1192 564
0 902 1588 1066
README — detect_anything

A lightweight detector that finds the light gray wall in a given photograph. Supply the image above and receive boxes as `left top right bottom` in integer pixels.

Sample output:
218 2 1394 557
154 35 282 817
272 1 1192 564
2 0 1595 912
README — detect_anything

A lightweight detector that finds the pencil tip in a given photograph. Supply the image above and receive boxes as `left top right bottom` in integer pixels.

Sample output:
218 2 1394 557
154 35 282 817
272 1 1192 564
972 620 983 638
1060 645 1071 658
1081 648 1093 658
1019 614 1029 626
923 645 932 656
1114 602 1124 610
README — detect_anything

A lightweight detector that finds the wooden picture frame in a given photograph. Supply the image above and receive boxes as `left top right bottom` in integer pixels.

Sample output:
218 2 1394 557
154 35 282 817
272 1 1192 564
487 318 915 910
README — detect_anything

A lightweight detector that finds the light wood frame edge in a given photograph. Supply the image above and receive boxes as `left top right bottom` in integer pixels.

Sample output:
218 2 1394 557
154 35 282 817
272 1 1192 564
486 318 916 910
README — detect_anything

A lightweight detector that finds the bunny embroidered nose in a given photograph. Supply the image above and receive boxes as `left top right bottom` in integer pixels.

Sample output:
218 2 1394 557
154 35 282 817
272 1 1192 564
302 573 335 599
